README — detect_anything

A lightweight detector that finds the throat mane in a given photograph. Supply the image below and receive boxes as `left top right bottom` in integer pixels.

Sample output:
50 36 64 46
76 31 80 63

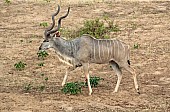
55 51 74 67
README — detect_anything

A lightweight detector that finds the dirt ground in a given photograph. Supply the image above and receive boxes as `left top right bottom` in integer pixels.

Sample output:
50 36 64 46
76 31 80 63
0 0 170 112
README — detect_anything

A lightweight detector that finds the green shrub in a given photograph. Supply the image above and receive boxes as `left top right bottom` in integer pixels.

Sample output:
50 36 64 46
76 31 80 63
14 61 26 71
61 82 84 95
79 18 120 39
63 18 120 39
40 22 48 27
37 51 48 59
85 76 104 87
61 76 104 95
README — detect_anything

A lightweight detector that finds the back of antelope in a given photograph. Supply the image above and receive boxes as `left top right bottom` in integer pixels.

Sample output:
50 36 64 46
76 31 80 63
38 5 140 95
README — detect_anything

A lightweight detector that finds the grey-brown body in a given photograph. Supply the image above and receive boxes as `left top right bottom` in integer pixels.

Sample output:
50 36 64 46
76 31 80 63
51 34 129 68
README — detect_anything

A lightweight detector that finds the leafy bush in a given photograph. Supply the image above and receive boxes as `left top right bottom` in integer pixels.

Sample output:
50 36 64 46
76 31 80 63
66 18 120 39
14 61 26 71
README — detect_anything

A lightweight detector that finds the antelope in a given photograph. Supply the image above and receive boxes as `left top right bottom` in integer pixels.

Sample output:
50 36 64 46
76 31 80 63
39 5 140 95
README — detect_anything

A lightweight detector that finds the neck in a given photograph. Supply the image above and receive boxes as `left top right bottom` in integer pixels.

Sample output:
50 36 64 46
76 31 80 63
53 38 73 57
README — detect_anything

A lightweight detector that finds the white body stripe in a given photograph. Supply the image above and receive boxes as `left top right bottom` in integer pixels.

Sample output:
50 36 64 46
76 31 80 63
93 39 96 61
98 40 102 62
110 40 112 60
106 40 110 60
101 41 104 61
120 41 125 58
115 40 118 59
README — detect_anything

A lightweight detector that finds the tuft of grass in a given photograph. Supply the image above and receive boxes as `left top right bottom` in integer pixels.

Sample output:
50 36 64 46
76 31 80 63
37 50 49 59
40 73 45 77
134 43 139 49
39 85 45 91
38 62 44 67
14 61 26 71
40 22 48 27
44 77 48 81
23 83 32 92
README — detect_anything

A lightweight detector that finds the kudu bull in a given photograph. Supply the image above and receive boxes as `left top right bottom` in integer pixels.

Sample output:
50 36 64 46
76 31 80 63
39 5 140 95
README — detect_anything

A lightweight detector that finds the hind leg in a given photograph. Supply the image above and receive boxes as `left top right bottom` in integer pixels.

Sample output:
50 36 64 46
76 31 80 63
123 64 140 94
110 61 122 93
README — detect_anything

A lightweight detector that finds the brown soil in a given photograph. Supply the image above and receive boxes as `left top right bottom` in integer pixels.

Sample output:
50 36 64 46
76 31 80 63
0 1 170 112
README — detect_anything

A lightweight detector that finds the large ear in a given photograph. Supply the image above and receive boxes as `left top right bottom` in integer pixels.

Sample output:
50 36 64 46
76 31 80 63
55 31 60 37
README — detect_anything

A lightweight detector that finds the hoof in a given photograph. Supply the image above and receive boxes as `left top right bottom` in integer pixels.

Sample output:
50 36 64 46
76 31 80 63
136 88 140 94
113 90 118 93
88 91 92 95
61 83 65 87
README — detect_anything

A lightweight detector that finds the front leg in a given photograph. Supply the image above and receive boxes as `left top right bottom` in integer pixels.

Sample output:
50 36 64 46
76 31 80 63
83 63 92 95
61 67 74 86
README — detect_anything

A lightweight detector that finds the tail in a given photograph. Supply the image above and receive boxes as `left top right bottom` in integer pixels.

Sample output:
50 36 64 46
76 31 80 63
127 45 131 65
127 60 131 65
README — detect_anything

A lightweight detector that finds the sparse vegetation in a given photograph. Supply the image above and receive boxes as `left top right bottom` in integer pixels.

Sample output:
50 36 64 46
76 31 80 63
22 73 49 92
14 61 26 71
39 73 49 91
61 76 103 95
